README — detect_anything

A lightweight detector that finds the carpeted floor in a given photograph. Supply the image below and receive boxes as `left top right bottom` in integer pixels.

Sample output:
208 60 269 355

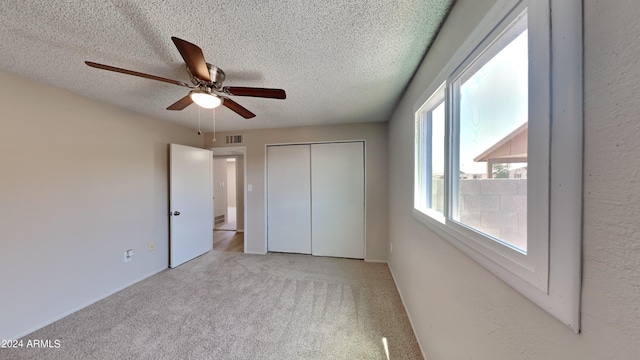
5 252 422 360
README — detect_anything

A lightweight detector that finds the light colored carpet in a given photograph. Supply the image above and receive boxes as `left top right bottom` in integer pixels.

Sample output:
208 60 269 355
5 252 422 360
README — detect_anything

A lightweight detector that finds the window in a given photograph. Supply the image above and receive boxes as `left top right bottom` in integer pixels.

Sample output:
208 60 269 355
413 0 582 332
451 13 528 252
415 84 446 221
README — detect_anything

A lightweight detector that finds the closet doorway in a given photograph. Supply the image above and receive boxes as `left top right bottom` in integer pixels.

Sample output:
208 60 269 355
266 141 365 259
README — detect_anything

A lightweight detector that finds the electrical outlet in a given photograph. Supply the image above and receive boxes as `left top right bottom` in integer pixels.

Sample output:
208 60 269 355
124 249 133 262
148 242 155 251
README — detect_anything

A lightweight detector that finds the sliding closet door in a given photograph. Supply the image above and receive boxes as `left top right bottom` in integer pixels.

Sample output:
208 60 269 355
311 142 364 259
267 145 312 254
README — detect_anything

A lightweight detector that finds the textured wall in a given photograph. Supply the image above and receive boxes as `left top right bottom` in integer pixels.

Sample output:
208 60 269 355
204 122 389 261
582 0 640 352
0 70 202 340
387 0 640 359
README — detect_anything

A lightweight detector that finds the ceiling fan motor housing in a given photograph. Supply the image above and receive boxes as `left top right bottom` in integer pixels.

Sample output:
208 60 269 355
188 63 225 90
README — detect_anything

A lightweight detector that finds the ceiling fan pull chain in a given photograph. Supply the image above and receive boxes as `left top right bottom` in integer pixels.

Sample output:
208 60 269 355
197 106 202 135
212 108 216 142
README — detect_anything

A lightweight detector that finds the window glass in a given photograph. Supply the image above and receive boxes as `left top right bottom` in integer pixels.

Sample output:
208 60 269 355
452 15 528 251
415 87 446 220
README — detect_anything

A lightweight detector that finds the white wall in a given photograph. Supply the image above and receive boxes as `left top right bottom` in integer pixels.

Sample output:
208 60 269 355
213 158 228 221
227 160 237 207
0 70 202 340
204 122 388 261
387 0 640 359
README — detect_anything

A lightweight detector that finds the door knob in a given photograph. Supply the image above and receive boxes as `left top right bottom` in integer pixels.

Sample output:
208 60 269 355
173 211 181 216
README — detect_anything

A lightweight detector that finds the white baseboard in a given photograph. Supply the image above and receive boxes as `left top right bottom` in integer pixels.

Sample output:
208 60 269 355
244 250 267 255
388 264 427 360
236 229 244 233
8 266 167 340
365 258 388 263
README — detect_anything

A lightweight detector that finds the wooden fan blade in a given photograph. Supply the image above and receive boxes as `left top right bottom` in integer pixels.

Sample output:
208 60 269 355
223 87 286 99
85 61 190 87
171 37 210 82
222 98 256 119
167 95 193 110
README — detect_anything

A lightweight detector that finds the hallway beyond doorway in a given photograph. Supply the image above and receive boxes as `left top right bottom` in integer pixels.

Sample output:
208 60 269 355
216 206 236 231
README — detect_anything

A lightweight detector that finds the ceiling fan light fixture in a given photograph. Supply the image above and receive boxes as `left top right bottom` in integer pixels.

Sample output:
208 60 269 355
189 90 222 109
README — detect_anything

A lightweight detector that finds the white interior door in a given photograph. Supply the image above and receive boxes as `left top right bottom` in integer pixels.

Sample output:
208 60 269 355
311 142 364 259
267 145 311 254
170 144 213 268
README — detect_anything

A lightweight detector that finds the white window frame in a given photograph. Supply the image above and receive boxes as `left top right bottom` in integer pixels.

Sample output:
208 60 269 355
412 0 582 332
414 82 446 223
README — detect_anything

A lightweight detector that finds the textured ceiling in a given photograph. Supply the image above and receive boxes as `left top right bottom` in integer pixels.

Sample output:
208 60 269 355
0 0 453 132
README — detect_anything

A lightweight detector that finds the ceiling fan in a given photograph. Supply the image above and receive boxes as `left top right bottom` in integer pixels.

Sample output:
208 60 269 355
85 37 286 119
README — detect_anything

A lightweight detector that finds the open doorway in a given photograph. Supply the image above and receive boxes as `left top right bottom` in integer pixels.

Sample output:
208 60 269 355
216 157 242 231
211 147 246 253
215 157 237 231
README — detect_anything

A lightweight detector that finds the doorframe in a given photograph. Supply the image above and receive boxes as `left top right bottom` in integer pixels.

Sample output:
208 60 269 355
210 146 247 253
264 140 367 259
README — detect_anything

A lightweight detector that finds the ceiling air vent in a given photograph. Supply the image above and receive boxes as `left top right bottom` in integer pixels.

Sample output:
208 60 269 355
225 135 243 144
